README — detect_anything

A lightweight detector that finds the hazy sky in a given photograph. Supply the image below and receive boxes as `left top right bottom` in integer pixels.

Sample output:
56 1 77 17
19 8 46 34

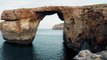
0 0 107 29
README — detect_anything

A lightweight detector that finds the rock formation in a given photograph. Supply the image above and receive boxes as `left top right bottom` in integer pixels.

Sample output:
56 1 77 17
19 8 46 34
63 4 107 52
73 50 103 60
0 9 45 44
52 23 64 30
0 4 107 53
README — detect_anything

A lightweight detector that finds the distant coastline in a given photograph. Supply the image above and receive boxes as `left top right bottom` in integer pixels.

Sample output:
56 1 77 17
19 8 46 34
52 23 64 30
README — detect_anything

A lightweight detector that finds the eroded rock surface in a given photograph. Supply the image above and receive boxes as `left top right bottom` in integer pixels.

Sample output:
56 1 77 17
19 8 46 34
73 50 103 60
63 4 107 52
0 9 45 44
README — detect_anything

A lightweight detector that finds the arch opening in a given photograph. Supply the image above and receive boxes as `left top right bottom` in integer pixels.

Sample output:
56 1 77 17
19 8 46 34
38 13 64 29
34 12 66 60
36 11 64 21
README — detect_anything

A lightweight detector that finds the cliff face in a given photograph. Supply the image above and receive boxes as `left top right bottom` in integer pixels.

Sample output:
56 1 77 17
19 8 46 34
0 4 107 53
52 23 64 30
62 4 107 52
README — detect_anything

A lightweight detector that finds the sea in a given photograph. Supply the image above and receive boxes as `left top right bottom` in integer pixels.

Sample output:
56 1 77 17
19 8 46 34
0 29 77 60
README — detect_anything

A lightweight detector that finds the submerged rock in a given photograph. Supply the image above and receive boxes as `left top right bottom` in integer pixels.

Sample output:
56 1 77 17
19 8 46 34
52 23 64 30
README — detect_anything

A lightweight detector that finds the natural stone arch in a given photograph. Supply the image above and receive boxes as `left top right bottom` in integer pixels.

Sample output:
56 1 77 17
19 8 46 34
0 4 107 53
35 6 64 20
0 6 65 44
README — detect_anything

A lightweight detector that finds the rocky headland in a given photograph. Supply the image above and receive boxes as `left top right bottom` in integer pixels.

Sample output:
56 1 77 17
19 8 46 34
52 23 64 30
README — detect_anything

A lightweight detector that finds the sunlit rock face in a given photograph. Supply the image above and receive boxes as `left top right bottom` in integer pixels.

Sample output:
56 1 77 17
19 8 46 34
1 9 44 44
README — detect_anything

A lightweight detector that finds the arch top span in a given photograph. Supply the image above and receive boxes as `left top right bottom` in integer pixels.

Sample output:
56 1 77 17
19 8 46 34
34 6 64 20
1 6 66 21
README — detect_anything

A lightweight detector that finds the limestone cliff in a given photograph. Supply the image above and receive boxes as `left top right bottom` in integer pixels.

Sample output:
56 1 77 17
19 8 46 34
0 4 107 53
52 23 64 30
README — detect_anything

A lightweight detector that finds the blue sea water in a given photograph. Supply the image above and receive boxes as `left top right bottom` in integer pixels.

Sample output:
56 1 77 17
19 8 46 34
0 29 76 60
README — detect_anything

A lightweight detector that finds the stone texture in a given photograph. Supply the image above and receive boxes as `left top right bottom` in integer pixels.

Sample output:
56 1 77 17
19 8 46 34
1 8 45 20
1 10 17 20
0 9 45 44
73 50 103 60
82 4 107 21
63 5 107 52
1 19 40 44
52 23 64 30
100 50 107 60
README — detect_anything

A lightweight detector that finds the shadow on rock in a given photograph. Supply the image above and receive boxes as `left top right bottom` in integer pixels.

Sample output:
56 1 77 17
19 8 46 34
63 44 78 60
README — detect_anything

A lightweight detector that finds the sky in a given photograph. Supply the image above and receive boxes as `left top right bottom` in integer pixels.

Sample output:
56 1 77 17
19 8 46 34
0 0 107 29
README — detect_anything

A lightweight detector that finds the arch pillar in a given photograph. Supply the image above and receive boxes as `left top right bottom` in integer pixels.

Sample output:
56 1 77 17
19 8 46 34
0 9 45 44
62 7 106 52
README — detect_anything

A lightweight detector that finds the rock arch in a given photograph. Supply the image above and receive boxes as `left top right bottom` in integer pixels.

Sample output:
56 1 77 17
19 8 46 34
0 4 107 52
0 6 65 44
